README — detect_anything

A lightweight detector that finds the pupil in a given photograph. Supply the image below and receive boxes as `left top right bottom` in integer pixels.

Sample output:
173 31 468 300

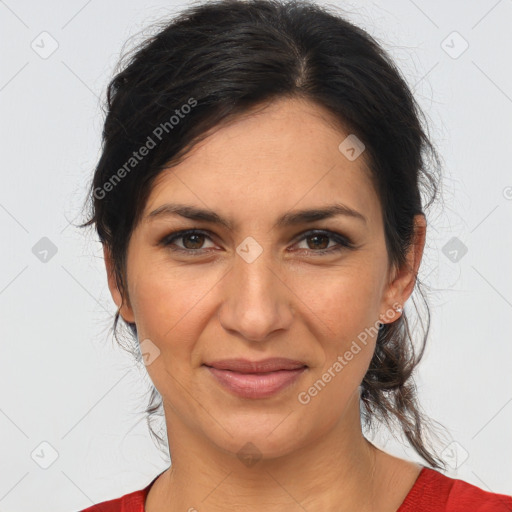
184 234 204 249
309 234 328 250
181 234 330 251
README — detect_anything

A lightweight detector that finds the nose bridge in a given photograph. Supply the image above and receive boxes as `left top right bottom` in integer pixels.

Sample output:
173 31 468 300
218 237 292 341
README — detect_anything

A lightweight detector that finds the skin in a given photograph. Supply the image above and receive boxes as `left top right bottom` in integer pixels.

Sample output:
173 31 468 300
104 97 426 512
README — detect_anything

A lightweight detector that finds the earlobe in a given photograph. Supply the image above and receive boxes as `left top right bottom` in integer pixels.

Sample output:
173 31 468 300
102 245 136 324
380 214 427 322
399 214 426 298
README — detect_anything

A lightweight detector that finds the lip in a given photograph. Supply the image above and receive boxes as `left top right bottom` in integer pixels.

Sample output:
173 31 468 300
203 358 308 399
204 357 307 373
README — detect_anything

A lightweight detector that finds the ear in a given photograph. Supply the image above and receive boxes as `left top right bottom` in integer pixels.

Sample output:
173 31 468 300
103 245 136 324
380 214 427 323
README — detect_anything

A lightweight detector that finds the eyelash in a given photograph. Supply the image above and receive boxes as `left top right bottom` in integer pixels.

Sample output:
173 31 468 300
159 229 355 256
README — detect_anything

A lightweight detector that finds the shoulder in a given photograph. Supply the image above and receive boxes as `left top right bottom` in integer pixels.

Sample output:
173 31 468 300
445 473 512 512
398 467 512 512
78 485 150 512
77 470 165 512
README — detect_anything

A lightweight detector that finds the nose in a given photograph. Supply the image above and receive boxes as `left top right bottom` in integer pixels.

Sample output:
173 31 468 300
217 247 294 342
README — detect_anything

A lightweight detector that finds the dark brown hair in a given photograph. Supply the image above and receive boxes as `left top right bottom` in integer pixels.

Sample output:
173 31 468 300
79 0 447 469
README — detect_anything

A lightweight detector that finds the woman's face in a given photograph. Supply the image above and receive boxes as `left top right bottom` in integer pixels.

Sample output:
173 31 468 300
106 97 424 460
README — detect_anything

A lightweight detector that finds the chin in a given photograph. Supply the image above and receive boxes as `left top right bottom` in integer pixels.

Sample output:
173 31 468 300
201 411 316 462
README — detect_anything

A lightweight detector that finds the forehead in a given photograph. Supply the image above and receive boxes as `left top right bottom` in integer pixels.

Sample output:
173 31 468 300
144 97 381 229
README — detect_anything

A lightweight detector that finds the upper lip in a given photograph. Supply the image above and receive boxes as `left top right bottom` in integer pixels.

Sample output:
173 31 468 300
204 358 307 373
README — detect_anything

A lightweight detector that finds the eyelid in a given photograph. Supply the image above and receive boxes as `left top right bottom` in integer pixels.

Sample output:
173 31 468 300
159 228 355 254
290 228 353 246
159 229 217 252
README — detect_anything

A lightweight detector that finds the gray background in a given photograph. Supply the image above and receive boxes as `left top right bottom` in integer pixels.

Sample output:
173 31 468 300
1 0 511 510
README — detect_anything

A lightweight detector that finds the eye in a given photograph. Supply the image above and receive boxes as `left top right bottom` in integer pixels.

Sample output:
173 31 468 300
292 230 354 255
159 229 216 255
159 229 355 256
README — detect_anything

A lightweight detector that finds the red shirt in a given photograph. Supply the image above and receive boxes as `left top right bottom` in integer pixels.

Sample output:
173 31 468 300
80 466 512 511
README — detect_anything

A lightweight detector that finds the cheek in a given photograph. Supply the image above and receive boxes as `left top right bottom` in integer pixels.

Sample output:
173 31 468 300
292 270 381 396
126 262 226 397
296 285 379 417
128 261 217 341
294 266 383 340
127 268 202 396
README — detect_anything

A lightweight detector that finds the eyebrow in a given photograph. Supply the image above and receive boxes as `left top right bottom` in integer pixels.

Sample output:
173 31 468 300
145 202 367 229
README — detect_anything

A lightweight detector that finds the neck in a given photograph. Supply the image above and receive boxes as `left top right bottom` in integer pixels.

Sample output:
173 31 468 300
147 391 387 512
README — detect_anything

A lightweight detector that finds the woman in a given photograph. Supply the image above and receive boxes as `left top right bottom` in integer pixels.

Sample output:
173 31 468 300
78 0 512 510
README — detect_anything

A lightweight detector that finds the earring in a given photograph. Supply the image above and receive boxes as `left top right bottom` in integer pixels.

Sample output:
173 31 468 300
394 304 403 314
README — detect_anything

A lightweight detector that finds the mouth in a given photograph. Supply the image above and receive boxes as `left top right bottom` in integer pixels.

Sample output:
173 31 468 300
203 358 308 399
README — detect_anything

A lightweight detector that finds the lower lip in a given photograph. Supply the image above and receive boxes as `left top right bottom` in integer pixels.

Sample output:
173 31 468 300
205 366 307 399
